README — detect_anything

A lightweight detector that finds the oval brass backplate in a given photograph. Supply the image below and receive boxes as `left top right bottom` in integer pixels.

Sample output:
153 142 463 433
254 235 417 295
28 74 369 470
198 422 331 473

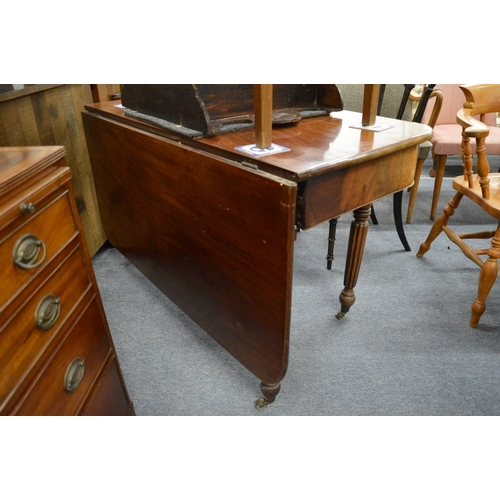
34 294 61 330
64 358 85 392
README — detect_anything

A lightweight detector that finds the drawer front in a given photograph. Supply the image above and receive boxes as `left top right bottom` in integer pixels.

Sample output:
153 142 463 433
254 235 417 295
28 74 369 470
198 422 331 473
0 245 91 406
0 166 69 233
81 357 134 416
0 189 78 305
13 297 112 416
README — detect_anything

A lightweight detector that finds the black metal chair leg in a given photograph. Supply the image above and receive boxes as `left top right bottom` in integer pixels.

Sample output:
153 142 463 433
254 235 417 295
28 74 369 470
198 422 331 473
370 205 378 225
393 190 411 251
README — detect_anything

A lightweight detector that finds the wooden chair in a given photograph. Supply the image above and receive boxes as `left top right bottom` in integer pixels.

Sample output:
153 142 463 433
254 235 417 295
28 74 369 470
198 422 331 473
326 84 438 269
417 84 500 327
424 84 500 220
405 86 444 222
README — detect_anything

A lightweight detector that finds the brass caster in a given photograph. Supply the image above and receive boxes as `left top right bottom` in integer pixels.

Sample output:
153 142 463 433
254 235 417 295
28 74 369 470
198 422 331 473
336 310 345 320
256 382 280 409
255 398 272 410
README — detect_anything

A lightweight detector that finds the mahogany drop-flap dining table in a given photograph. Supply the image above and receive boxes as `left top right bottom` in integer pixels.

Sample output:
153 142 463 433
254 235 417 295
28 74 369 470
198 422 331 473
82 102 432 408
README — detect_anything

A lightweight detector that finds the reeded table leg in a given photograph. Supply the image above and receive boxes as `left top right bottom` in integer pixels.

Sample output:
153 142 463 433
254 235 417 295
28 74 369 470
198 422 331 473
337 204 372 319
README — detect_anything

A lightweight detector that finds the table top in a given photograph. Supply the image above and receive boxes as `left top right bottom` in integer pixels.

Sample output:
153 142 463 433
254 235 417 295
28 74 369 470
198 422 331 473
85 102 432 183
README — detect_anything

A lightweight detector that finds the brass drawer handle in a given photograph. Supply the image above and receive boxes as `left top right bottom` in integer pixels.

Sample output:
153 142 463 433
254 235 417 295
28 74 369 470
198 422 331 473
35 294 61 330
13 233 47 270
64 358 85 392
20 202 36 214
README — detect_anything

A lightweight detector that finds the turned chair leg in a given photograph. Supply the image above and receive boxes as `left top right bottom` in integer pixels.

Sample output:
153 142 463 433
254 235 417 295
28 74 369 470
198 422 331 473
417 192 463 257
326 217 339 270
430 154 448 220
470 225 500 328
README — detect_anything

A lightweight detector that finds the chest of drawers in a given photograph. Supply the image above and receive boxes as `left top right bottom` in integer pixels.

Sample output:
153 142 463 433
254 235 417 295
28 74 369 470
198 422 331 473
0 146 134 415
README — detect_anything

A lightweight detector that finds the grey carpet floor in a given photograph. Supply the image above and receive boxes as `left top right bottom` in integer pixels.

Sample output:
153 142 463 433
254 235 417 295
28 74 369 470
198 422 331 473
92 157 500 415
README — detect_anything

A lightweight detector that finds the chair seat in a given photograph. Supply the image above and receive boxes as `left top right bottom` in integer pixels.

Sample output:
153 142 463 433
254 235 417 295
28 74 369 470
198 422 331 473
432 124 500 156
453 172 500 218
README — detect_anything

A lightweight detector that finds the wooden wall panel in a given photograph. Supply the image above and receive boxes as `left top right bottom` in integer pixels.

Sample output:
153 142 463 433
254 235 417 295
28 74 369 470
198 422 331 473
0 84 106 256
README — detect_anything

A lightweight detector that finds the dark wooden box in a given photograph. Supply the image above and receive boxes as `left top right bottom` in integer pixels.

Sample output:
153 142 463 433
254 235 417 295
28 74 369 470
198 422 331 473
121 84 343 137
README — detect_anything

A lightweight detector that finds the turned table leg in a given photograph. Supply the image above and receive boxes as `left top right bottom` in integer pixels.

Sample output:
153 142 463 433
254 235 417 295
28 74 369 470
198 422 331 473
255 382 281 409
336 204 372 319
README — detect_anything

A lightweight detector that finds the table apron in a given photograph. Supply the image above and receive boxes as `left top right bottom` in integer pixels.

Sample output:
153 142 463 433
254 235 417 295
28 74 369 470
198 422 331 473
296 146 419 229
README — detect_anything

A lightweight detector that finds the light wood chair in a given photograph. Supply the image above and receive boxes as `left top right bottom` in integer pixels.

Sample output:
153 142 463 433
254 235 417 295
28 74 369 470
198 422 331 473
417 84 500 327
405 86 444 223
424 84 500 220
